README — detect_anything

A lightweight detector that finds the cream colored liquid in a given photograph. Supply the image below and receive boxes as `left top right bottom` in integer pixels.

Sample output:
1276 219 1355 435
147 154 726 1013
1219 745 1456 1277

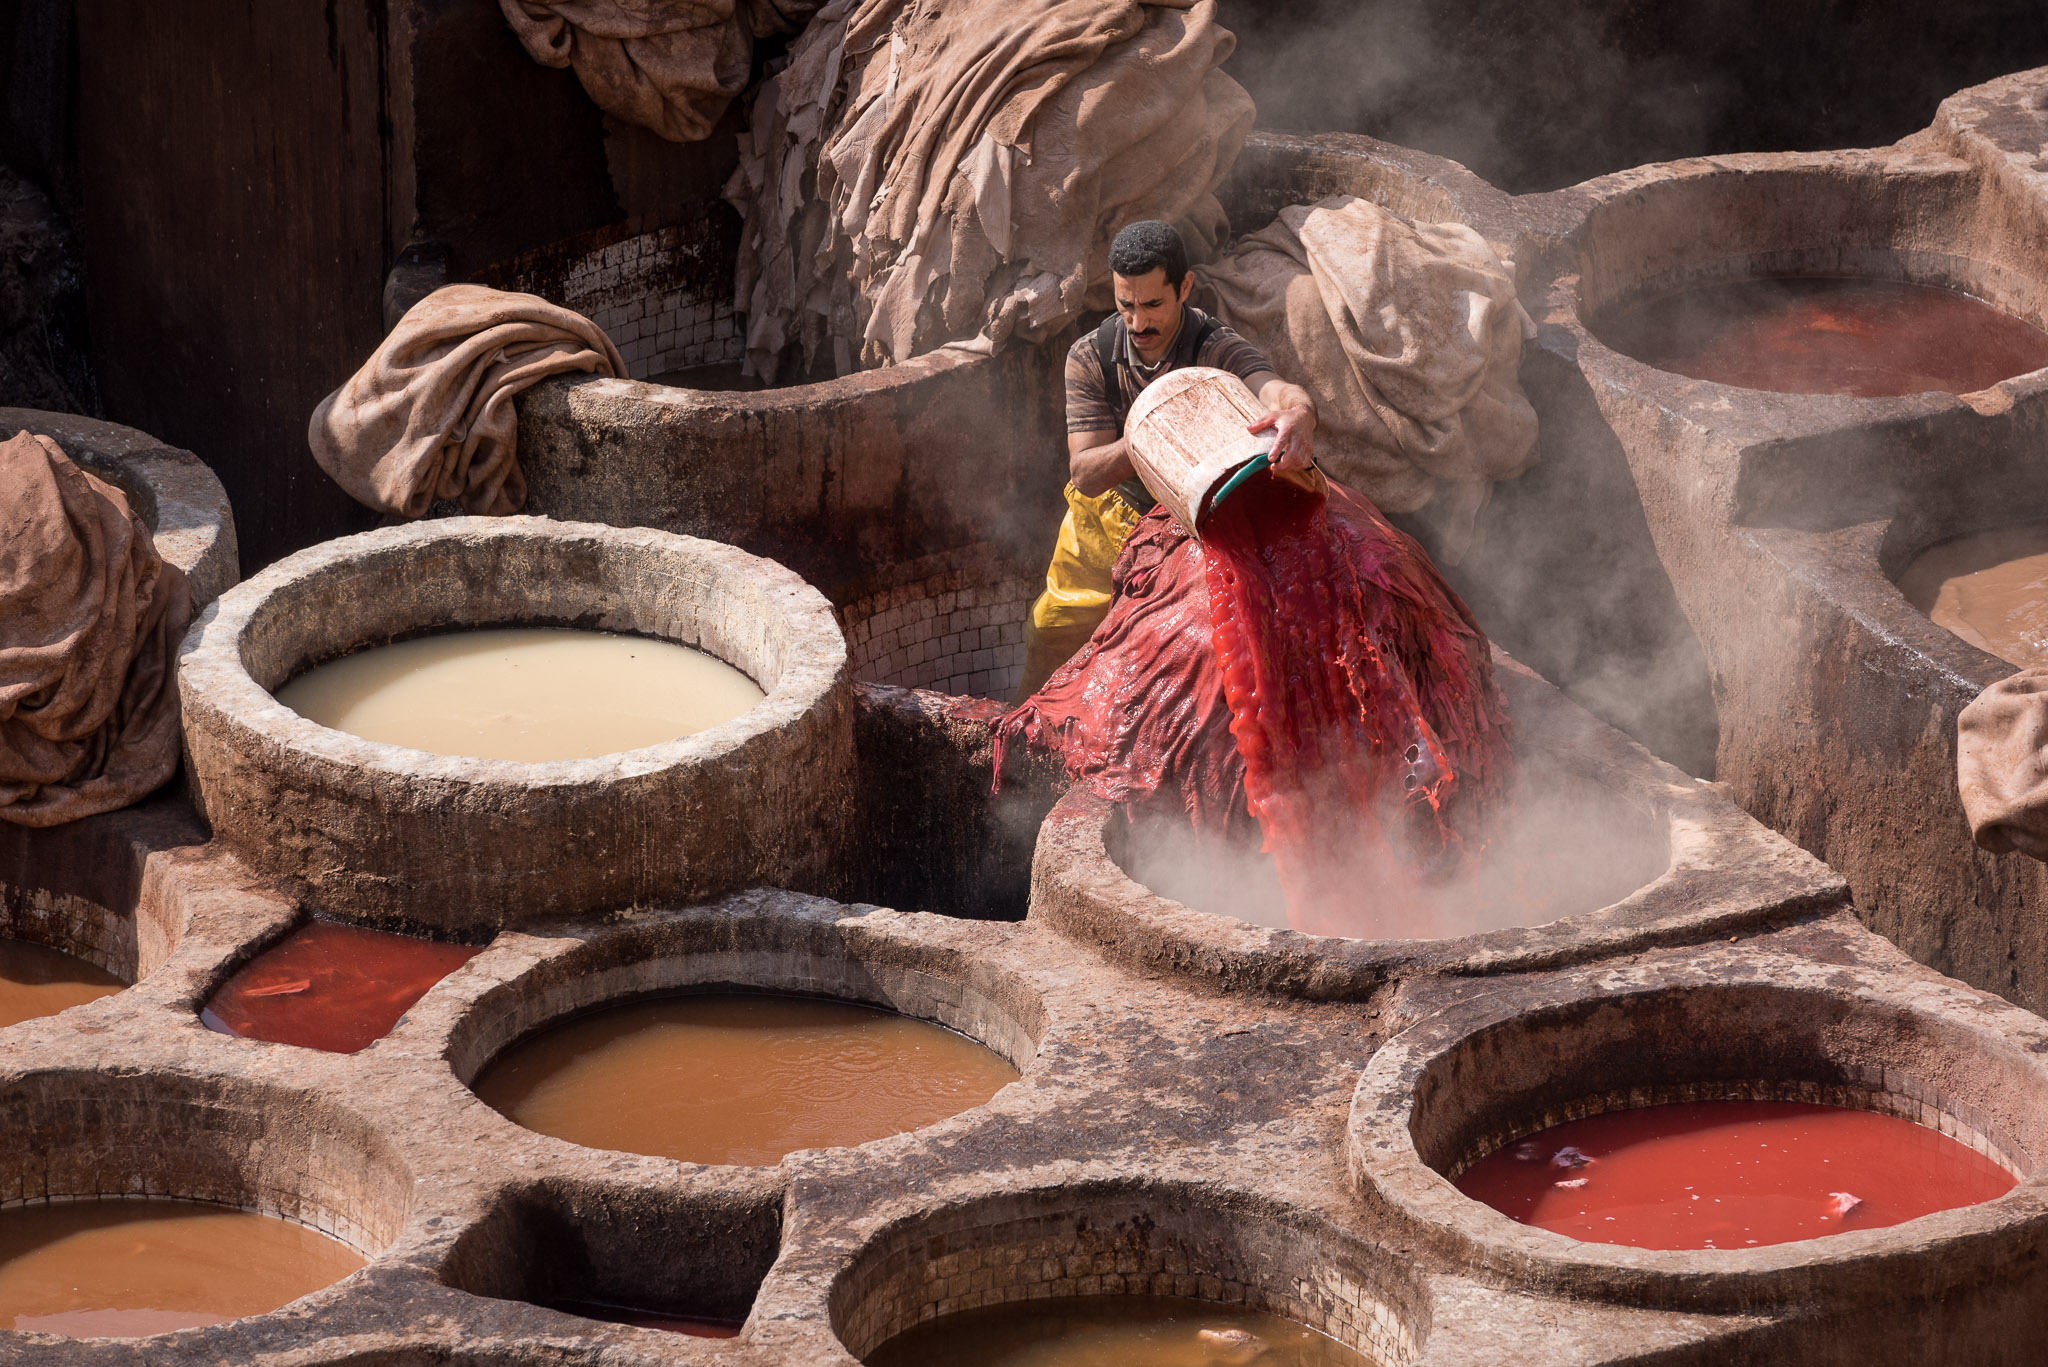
866 1296 1374 1367
1898 523 2048 667
275 628 765 761
473 994 1020 1166
0 1200 365 1337
0 938 123 1028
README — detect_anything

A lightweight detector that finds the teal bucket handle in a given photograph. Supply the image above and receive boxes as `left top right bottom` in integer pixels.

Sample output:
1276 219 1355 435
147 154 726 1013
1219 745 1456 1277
1207 452 1272 519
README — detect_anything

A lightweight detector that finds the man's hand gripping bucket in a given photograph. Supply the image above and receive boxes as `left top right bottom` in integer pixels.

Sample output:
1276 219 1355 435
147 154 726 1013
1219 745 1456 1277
1124 366 1326 537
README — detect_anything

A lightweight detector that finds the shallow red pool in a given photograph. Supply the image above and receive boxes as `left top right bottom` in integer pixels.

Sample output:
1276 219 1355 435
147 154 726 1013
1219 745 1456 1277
1454 1099 2017 1250
201 921 482 1054
1594 277 2048 397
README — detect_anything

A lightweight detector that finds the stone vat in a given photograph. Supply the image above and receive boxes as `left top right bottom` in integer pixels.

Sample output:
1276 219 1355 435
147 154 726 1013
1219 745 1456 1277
1028 656 1844 999
176 516 854 932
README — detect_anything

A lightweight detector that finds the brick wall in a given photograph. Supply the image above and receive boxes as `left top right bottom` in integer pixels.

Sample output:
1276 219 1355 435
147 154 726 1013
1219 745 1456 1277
842 545 1038 701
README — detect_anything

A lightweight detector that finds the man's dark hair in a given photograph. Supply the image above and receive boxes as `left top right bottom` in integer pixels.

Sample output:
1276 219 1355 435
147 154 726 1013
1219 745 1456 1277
1108 220 1188 288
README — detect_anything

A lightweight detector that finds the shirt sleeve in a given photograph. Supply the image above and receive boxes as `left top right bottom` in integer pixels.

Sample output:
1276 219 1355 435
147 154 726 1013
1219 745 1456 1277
1198 325 1276 387
1065 332 1119 435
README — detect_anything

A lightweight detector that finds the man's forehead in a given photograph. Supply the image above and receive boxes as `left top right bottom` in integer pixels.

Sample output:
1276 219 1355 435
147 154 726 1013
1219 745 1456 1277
1112 268 1174 299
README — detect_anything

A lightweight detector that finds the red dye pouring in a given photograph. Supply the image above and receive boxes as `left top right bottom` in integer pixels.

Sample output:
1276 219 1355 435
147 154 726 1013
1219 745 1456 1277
1455 1100 2018 1250
1596 276 2048 397
1002 474 1510 936
202 921 482 1053
553 1301 742 1337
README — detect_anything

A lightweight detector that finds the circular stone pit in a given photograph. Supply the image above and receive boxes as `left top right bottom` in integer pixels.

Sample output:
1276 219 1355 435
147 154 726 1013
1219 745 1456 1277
177 516 853 933
1027 658 1845 998
827 1181 1428 1367
438 891 1042 1168
0 1067 406 1345
1348 955 2048 1314
0 407 239 610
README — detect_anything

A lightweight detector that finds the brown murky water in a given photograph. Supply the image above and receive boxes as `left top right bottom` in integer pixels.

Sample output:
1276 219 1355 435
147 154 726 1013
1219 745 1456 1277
865 1296 1375 1367
472 994 1020 1166
1594 276 2048 397
0 1200 365 1337
276 627 764 762
1899 522 2048 666
0 938 123 1028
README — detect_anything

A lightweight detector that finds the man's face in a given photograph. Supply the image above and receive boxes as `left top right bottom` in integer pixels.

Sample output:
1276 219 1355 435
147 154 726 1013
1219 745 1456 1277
1113 267 1191 364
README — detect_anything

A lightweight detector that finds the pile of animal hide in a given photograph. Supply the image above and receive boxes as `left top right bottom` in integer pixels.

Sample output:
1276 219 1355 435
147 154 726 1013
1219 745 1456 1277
727 0 1253 380
309 285 624 519
0 430 190 826
499 0 825 143
1195 194 1539 560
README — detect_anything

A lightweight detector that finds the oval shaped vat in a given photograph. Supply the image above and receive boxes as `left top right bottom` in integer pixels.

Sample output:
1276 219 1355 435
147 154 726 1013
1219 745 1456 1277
827 1182 1427 1367
476 215 1068 610
1348 959 2048 1313
440 892 1042 1167
0 1068 407 1341
1561 151 2048 407
177 517 854 932
0 407 238 610
1026 659 1844 997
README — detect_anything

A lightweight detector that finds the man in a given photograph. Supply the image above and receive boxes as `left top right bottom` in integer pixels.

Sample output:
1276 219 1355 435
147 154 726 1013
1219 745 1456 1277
1016 220 1319 698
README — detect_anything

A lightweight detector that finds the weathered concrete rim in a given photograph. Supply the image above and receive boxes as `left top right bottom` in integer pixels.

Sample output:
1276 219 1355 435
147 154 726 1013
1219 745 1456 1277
1347 941 2048 1313
418 891 1045 1174
1025 659 1846 999
819 1176 1434 1367
178 515 842 788
0 1064 411 1350
0 406 240 610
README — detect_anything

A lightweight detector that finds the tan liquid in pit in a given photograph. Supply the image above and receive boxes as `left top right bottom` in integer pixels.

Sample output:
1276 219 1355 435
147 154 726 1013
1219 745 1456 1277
865 1295 1374 1367
0 938 122 1028
275 627 765 762
1898 523 2048 667
473 994 1019 1166
0 1200 365 1337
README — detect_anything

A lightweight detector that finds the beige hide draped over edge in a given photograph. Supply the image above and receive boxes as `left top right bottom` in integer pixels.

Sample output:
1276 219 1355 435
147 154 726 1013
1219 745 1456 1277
309 284 625 520
0 431 190 827
1195 195 1539 560
1958 670 2048 861
727 0 1254 381
497 0 785 144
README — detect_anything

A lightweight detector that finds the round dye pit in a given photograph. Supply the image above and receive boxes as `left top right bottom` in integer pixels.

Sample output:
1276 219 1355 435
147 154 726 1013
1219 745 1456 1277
1591 277 2048 398
864 1295 1370 1367
1350 965 2048 1310
274 627 764 762
1453 1100 2017 1251
471 992 1019 1166
0 938 121 1029
176 516 854 930
828 1186 1426 1367
1896 520 2048 668
202 920 484 1053
0 1198 365 1337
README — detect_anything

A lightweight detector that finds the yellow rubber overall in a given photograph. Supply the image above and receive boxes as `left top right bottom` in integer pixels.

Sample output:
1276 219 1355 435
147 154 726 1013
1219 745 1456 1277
1015 483 1144 701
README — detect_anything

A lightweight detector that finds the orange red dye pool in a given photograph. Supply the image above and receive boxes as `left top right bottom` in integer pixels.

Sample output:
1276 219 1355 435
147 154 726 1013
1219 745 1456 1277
0 937 122 1028
202 921 482 1053
1455 1100 2017 1250
1595 277 2048 397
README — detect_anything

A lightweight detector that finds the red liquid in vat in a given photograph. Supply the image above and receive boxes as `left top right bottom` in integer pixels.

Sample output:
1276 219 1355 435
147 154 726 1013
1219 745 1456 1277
1455 1100 2018 1250
552 1301 743 1337
201 921 482 1054
1596 277 2048 397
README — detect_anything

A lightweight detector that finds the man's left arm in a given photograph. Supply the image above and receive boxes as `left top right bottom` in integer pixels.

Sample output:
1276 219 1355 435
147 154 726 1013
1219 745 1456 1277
1243 370 1317 473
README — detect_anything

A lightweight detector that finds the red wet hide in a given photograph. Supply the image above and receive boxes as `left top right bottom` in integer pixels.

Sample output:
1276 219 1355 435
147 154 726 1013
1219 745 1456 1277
1000 474 1511 933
